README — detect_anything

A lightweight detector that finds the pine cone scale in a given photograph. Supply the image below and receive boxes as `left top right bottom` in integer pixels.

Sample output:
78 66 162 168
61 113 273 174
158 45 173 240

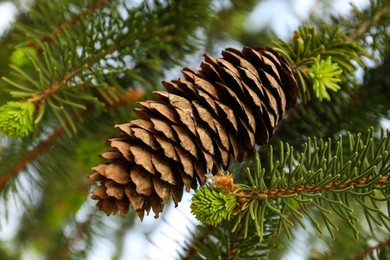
172 125 198 158
149 117 179 142
130 167 153 195
99 151 124 160
154 135 179 161
195 124 214 155
104 164 131 185
258 88 278 128
151 154 176 185
183 70 219 99
108 139 133 162
192 101 217 133
129 119 155 132
129 144 155 174
132 128 160 150
125 185 146 211
213 118 231 155
200 57 258 136
175 146 195 178
196 89 219 116
215 100 238 133
105 181 125 200
200 61 223 83
152 178 170 204
216 81 257 134
241 47 286 121
262 71 286 120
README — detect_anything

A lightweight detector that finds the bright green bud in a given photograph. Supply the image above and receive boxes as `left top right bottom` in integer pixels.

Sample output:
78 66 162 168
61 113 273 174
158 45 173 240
191 184 238 226
0 101 35 138
10 47 37 67
309 56 343 101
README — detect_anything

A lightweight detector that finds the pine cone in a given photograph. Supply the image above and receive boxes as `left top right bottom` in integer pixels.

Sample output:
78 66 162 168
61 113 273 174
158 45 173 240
89 47 298 220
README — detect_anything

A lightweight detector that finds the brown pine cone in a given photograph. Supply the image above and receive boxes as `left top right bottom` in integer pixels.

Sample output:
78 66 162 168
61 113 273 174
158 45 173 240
89 46 298 220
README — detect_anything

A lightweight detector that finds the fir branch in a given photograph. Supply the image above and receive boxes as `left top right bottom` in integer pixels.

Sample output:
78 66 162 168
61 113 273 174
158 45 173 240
191 128 390 240
25 0 110 51
272 24 366 103
247 176 388 199
267 2 390 149
4 0 211 136
0 89 143 189
183 221 273 259
272 57 389 151
33 39 135 101
0 110 83 189
346 5 390 41
5 29 149 132
353 237 390 260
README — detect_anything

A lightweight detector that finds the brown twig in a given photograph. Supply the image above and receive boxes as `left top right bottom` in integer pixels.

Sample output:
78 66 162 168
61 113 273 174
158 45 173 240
353 237 390 260
0 111 83 188
253 176 388 199
0 0 146 190
347 6 390 41
0 89 144 189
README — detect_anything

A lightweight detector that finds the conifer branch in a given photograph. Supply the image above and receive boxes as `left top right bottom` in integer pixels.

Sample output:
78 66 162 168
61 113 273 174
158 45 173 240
3 0 214 139
25 0 110 51
183 221 272 259
182 225 215 260
191 128 390 240
353 237 390 260
347 5 390 41
247 176 388 199
272 24 366 103
36 40 134 101
0 110 83 188
0 89 143 189
4 6 191 136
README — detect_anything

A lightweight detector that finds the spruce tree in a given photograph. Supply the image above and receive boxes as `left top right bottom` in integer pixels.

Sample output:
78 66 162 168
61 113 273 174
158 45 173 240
0 0 389 259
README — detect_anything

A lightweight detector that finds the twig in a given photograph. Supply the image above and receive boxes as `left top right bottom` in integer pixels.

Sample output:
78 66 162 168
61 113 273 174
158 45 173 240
0 111 83 188
353 237 390 260
248 176 389 199
0 89 144 189
347 6 390 41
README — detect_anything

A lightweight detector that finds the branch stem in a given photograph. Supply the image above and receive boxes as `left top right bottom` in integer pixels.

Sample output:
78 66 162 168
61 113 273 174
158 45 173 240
246 176 388 199
347 6 390 41
0 110 83 188
0 89 143 189
353 237 390 260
